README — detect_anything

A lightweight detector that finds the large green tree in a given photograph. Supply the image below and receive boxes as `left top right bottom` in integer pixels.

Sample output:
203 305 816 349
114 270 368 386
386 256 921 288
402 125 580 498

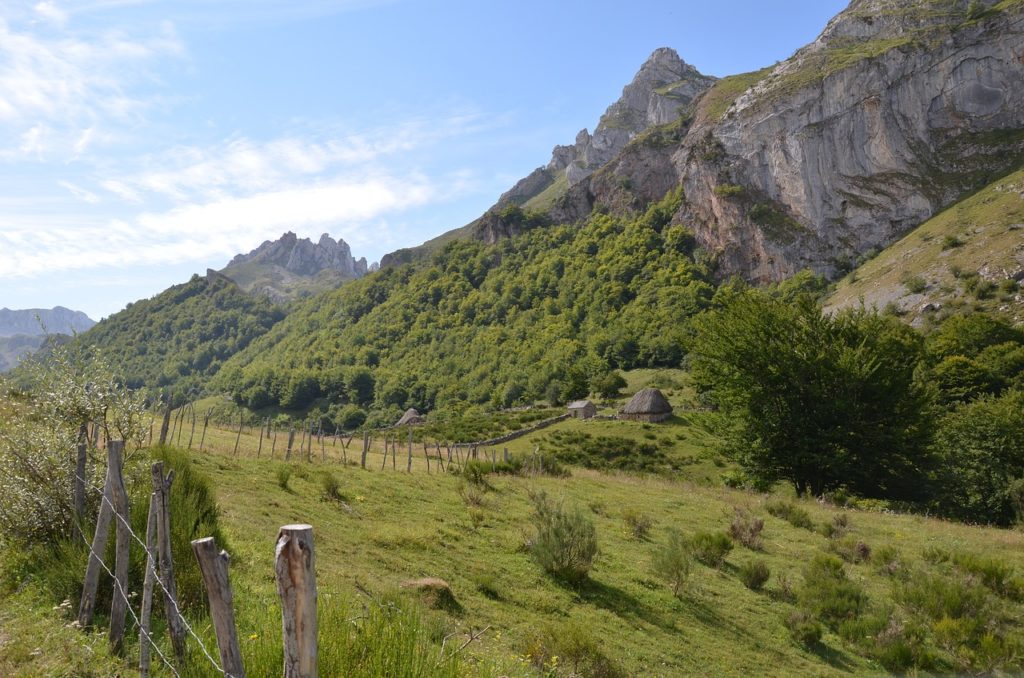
689 290 934 499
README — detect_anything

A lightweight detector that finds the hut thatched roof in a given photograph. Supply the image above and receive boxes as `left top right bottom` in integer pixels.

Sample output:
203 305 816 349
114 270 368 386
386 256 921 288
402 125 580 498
396 408 424 426
567 400 594 410
621 388 672 415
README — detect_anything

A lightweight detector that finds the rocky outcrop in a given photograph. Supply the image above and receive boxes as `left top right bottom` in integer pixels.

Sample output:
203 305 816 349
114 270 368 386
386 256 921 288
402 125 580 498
221 231 369 301
489 48 715 214
0 306 95 337
669 0 1024 281
226 231 368 279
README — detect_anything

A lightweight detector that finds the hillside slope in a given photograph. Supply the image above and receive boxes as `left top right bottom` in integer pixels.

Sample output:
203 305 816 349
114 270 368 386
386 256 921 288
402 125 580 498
826 168 1024 325
76 271 285 401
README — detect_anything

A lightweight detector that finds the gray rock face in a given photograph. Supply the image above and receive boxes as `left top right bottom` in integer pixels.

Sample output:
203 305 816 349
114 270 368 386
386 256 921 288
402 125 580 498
0 306 95 337
491 47 715 212
227 231 368 279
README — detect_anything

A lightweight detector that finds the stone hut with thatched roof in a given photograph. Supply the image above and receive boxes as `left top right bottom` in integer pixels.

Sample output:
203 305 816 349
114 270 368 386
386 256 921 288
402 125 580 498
567 399 597 419
619 388 673 423
396 408 426 426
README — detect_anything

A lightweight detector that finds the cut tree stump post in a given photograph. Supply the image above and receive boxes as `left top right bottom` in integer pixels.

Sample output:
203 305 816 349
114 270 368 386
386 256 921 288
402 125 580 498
361 432 369 468
108 441 131 653
192 537 246 678
139 491 158 678
286 428 296 461
275 524 318 678
152 462 186 662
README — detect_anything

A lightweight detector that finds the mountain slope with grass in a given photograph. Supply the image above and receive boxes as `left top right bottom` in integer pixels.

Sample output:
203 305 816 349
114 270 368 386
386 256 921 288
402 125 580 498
68 271 286 402
826 168 1024 326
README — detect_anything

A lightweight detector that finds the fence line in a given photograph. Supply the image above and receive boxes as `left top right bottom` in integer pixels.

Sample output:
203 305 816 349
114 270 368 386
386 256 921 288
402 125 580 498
76 469 227 676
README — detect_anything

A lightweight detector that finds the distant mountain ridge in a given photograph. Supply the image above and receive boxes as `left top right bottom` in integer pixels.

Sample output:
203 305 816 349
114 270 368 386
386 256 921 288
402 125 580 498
221 231 372 302
0 306 95 337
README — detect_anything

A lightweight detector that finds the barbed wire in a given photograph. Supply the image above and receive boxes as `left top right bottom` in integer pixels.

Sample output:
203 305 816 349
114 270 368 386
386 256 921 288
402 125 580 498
75 472 226 676
73 503 181 678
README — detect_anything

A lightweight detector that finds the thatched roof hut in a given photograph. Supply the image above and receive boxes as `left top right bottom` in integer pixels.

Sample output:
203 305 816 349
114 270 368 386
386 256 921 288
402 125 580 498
396 408 425 426
567 399 597 419
619 388 673 423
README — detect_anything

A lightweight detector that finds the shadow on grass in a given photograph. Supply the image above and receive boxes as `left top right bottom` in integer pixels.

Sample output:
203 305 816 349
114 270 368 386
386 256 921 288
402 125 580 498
575 578 673 630
807 639 859 672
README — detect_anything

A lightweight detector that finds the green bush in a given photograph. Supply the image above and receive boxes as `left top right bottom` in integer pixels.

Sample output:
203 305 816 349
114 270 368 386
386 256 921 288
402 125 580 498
827 535 871 564
951 552 1022 600
896 571 988 621
276 464 292 490
739 560 770 591
941 235 964 250
785 610 822 647
319 471 345 502
652 529 694 597
521 619 625 677
798 554 866 628
528 491 598 585
819 512 850 539
689 531 733 568
621 508 653 540
728 507 765 550
765 500 815 530
872 544 903 577
901 274 928 294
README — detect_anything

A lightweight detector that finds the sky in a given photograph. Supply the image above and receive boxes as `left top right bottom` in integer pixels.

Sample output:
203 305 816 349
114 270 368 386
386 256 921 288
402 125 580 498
0 0 848 320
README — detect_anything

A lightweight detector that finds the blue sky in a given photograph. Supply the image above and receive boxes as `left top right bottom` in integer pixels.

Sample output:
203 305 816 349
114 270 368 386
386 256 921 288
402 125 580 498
0 0 847 320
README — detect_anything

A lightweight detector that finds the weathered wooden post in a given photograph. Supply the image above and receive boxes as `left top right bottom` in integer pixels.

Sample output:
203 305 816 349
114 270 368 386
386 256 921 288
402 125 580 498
74 438 87 520
79 445 115 627
286 427 296 460
275 524 318 678
152 462 186 661
187 405 197 449
108 441 131 653
139 491 158 678
233 411 244 457
407 427 413 473
175 406 185 446
192 537 246 678
158 394 172 446
504 448 510 463
148 420 154 446
361 431 369 468
380 435 389 471
271 424 278 459
199 409 211 452
257 417 266 459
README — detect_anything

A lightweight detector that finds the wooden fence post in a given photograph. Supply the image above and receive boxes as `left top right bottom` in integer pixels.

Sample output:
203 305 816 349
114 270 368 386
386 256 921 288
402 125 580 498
233 411 244 457
276 524 318 678
271 424 278 459
108 441 131 653
257 417 266 459
199 409 211 452
74 439 87 520
192 537 246 678
78 448 114 627
187 406 197 449
139 490 158 678
407 427 413 473
158 395 172 446
380 435 389 471
361 432 368 468
286 428 296 460
175 405 186 447
152 462 186 661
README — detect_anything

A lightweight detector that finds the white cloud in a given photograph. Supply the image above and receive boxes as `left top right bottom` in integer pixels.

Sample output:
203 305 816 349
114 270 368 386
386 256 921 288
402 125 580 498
0 13 183 160
57 179 100 202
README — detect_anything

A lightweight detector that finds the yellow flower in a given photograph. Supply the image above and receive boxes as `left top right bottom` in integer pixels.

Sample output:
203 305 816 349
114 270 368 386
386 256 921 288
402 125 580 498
249 633 258 640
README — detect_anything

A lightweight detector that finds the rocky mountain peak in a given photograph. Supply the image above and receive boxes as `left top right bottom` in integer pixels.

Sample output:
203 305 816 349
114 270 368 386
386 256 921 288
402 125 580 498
227 231 368 279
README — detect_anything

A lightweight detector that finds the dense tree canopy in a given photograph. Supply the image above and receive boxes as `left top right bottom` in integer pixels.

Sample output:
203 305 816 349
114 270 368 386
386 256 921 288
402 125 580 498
689 290 934 499
215 190 714 412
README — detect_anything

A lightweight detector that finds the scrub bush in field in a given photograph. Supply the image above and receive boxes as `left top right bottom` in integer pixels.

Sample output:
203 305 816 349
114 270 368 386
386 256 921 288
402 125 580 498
528 490 598 585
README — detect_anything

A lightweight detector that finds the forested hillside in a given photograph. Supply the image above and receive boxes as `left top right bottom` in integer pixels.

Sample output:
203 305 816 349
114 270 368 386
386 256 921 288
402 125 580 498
215 191 714 413
78 272 285 402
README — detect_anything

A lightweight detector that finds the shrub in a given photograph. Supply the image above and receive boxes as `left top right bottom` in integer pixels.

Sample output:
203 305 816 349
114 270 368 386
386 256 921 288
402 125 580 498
621 508 653 540
739 560 770 591
902 274 928 294
873 545 903 577
319 471 344 502
765 500 815 530
528 491 598 585
471 571 503 600
652 529 694 597
941 235 964 250
798 554 867 627
951 552 1022 600
785 610 822 647
819 512 850 539
922 545 951 565
896 571 988 621
713 183 744 198
521 620 625 678
828 535 871 564
729 507 765 550
690 531 733 568
276 465 292 490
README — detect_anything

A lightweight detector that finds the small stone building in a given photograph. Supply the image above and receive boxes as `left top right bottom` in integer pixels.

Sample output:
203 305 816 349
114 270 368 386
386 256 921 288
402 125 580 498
395 408 426 426
619 388 673 423
567 399 597 419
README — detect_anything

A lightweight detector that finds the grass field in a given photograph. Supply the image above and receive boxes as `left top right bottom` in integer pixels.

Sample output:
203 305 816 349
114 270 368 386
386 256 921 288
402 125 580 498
3 379 1024 675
